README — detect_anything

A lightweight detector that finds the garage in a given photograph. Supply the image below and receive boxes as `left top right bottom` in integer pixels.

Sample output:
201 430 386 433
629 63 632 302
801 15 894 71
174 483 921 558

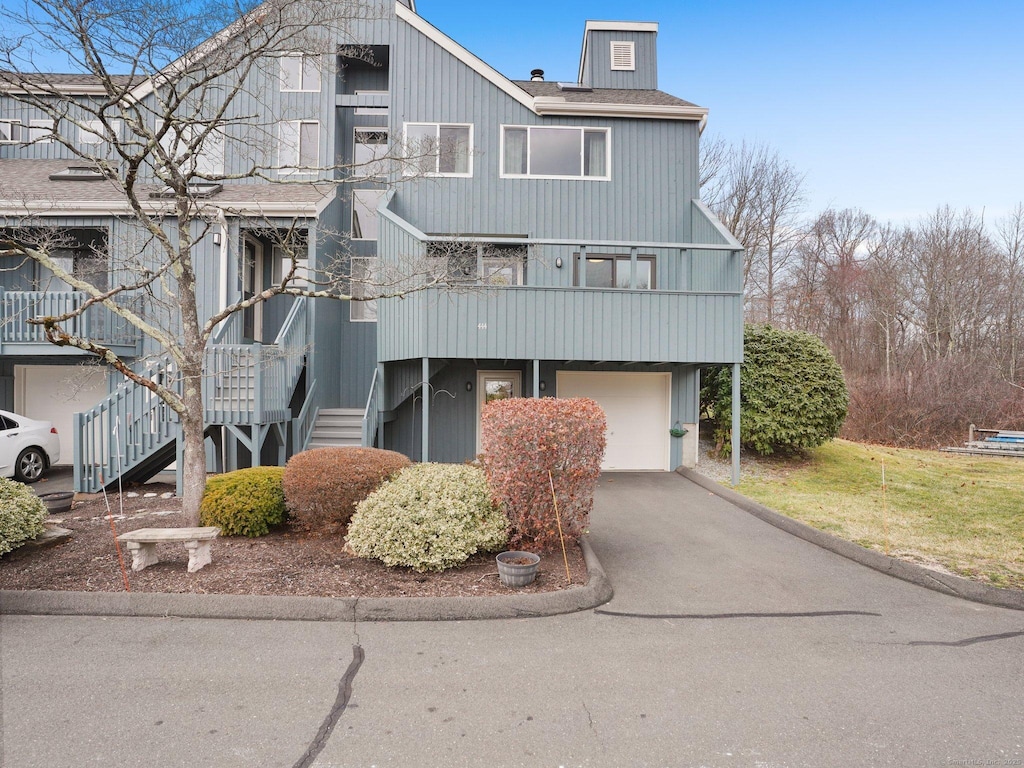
14 365 109 465
556 371 671 471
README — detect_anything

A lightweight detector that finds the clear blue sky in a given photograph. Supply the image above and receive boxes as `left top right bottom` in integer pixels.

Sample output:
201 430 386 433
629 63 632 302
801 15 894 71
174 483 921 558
418 0 1024 227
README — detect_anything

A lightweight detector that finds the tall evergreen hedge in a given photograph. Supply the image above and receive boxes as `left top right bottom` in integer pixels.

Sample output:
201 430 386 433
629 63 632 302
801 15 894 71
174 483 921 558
703 324 848 455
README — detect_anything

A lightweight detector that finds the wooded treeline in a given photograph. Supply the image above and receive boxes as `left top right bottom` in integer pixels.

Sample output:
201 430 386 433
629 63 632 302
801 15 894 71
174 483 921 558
702 138 1024 447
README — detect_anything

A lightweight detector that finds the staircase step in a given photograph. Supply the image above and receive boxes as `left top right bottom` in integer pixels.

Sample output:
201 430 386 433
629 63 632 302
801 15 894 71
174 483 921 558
308 436 362 448
311 427 363 439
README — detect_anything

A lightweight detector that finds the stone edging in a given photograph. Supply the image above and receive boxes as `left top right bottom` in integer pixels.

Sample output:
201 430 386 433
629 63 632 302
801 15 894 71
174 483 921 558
0 538 613 622
678 467 1024 612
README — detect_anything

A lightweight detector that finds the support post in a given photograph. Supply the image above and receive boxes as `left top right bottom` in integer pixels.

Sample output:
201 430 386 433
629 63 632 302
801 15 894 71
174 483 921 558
533 359 540 398
421 357 430 462
578 245 587 287
731 362 741 486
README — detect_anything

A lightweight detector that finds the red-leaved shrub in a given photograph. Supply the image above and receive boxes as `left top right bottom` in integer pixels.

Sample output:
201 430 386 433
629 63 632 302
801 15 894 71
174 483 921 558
283 447 411 533
480 397 606 549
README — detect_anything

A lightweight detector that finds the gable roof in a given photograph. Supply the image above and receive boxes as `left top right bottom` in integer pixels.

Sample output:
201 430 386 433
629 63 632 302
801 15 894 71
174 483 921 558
397 4 706 123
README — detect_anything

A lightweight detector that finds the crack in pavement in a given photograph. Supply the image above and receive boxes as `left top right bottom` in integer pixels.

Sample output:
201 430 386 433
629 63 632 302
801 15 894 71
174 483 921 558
594 609 882 620
291 644 365 768
908 629 1024 647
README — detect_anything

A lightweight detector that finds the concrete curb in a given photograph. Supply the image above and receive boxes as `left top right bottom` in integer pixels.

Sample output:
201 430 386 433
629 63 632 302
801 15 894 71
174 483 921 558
0 538 613 622
678 467 1024 612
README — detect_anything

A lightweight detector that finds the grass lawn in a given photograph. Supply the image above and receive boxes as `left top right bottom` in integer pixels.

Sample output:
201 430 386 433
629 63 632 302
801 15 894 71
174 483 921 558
736 439 1024 590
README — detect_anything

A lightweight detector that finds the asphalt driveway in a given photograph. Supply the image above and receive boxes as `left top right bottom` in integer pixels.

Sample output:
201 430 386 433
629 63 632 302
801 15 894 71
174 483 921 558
2 472 1022 767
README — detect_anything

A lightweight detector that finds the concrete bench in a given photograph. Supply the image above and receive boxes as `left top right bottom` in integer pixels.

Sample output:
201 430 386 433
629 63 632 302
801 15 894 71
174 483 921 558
116 527 220 573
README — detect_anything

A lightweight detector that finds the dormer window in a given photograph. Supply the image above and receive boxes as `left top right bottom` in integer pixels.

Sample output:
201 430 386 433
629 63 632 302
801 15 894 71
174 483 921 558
610 41 636 71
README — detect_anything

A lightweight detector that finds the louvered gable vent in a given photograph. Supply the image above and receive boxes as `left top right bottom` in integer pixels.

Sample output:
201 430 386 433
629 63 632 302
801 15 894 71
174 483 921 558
609 41 635 71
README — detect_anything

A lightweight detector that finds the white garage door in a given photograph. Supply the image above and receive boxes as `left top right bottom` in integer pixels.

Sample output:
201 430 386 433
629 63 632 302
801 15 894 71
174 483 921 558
556 372 671 471
15 365 109 465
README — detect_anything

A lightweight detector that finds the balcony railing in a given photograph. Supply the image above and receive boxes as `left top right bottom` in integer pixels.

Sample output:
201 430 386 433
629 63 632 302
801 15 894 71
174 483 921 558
0 288 140 354
378 286 742 364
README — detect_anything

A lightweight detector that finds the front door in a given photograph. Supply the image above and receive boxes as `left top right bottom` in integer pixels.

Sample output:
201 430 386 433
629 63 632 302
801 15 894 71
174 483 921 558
241 237 264 342
476 370 522 453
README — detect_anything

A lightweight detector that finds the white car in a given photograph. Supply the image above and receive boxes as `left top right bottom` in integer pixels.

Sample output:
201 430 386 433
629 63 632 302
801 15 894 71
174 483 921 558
0 410 61 484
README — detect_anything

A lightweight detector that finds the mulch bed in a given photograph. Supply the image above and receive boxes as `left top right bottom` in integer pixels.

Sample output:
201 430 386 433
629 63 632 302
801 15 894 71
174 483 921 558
0 485 588 598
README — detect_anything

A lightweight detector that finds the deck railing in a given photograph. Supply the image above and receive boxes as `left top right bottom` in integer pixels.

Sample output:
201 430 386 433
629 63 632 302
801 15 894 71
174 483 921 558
0 288 139 351
75 298 310 491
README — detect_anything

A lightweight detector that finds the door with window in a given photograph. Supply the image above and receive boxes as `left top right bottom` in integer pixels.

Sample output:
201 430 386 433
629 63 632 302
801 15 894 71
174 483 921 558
242 238 264 342
476 371 522 453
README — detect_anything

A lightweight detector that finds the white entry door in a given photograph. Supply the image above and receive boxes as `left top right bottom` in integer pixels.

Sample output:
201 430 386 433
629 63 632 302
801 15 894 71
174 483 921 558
556 371 671 470
14 365 109 465
476 370 522 453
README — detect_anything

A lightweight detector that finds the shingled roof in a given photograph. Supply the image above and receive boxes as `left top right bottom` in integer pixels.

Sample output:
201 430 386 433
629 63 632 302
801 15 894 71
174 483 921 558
513 80 700 109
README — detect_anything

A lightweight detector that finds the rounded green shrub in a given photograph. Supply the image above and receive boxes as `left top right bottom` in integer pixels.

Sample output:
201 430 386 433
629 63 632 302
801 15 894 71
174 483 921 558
0 477 48 557
703 324 849 455
283 447 412 533
199 467 287 537
346 463 509 572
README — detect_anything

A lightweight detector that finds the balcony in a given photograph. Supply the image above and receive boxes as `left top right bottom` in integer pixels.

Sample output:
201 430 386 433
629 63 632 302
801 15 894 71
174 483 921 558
378 286 742 364
0 289 140 356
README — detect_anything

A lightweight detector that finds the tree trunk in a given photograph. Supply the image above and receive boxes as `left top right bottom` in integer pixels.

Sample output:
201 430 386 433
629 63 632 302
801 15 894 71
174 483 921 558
179 391 207 527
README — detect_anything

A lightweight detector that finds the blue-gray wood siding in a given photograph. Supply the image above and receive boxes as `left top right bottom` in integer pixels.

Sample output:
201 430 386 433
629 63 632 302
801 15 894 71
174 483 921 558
580 29 658 90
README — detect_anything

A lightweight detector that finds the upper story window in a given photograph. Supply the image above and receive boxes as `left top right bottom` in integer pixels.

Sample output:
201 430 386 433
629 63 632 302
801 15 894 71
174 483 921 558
403 123 472 177
27 120 52 143
352 128 389 179
280 54 321 92
0 120 21 143
80 119 121 146
427 242 526 286
160 125 224 177
575 254 655 289
501 125 609 180
352 189 387 240
279 120 319 173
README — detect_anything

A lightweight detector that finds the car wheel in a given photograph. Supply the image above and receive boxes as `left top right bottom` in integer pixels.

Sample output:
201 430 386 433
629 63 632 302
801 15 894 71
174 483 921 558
14 448 46 484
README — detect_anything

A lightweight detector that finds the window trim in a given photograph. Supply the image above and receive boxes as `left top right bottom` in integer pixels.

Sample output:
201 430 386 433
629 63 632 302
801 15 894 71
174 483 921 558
500 125 611 181
27 119 53 144
279 53 321 93
402 122 474 178
0 119 21 143
349 256 379 322
573 253 656 290
278 120 320 175
79 119 121 146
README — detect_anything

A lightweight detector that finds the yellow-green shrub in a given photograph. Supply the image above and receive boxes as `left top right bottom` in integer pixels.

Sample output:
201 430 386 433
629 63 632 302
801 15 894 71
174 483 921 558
199 467 286 537
346 463 509 572
0 477 47 557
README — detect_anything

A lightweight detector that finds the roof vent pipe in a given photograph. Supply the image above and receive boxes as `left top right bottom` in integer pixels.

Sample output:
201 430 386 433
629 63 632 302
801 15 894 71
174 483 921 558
530 68 545 81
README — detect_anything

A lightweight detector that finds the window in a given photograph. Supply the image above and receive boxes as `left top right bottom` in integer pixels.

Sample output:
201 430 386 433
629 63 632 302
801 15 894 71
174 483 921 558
575 254 655 289
427 242 526 285
80 119 121 145
501 126 609 179
351 189 386 240
279 120 319 172
352 128 388 178
0 120 21 143
280 54 321 92
27 119 52 143
272 244 309 288
403 123 472 176
610 41 636 71
350 257 378 322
